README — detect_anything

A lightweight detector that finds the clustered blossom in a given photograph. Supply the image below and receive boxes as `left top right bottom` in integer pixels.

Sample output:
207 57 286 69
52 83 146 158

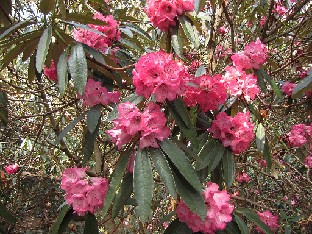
73 13 120 53
106 102 171 149
183 74 227 112
4 163 19 175
237 172 251 183
79 79 120 107
256 210 279 233
273 2 288 17
282 82 296 96
177 182 234 234
61 167 109 216
305 155 312 168
146 0 194 31
287 123 312 149
209 112 255 154
133 51 188 102
44 60 58 83
260 16 267 27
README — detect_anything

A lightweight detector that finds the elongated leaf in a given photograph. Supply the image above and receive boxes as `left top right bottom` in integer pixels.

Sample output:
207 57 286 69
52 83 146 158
134 149 154 222
263 137 272 169
50 205 71 234
36 26 52 73
83 213 99 234
0 91 8 125
82 121 99 164
233 213 249 234
256 123 265 153
22 38 39 61
171 25 184 59
54 110 87 145
195 138 224 171
83 45 106 65
160 139 202 192
1 43 25 69
61 13 108 26
292 69 312 98
0 20 34 40
256 69 283 100
102 151 132 216
149 148 177 198
171 163 206 220
68 43 88 95
235 208 274 234
164 218 192 234
61 20 106 36
57 49 69 96
222 148 234 188
178 15 200 49
112 173 133 218
87 105 102 133
28 54 36 83
40 0 55 14
0 202 16 224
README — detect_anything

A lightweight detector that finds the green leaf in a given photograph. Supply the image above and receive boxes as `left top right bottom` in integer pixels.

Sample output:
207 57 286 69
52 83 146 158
83 213 99 234
171 162 206 220
54 110 87 145
1 43 25 69
82 121 100 165
178 15 200 49
164 218 192 234
50 205 71 234
263 137 272 169
0 202 16 224
83 45 106 65
36 26 52 73
22 38 40 61
160 139 202 192
223 220 241 234
68 43 88 96
222 148 234 188
233 213 249 234
256 123 265 153
39 0 55 15
87 105 102 133
112 173 133 218
171 25 184 59
0 91 8 125
57 49 69 96
0 20 34 40
292 69 312 98
61 12 108 26
28 54 36 83
102 151 132 216
235 208 274 234
194 0 207 13
195 137 224 171
149 148 177 198
134 149 154 222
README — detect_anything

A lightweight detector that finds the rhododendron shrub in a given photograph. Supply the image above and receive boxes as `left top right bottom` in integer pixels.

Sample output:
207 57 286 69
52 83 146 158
61 167 109 216
256 210 279 233
177 182 234 233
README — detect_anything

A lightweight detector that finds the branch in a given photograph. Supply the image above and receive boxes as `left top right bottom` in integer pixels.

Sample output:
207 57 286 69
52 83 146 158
222 0 235 52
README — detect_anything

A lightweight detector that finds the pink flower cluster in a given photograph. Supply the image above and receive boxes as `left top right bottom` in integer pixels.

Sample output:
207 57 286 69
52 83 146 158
61 167 109 216
73 13 120 53
133 51 188 102
79 79 120 107
274 2 288 17
282 82 296 96
176 182 234 234
256 210 279 233
237 172 251 183
287 123 312 149
183 74 227 112
305 155 312 168
106 102 171 149
4 163 19 175
44 60 58 83
209 112 255 154
146 0 194 31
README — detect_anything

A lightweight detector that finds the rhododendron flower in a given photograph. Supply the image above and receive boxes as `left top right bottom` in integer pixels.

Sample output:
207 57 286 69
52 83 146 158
243 38 268 69
61 167 109 216
274 3 288 17
183 74 227 112
282 82 296 96
304 155 312 168
73 12 120 53
260 16 267 26
146 0 195 31
209 112 255 154
256 210 279 233
259 159 268 168
44 60 58 83
287 123 312 148
106 102 171 149
222 66 260 101
4 163 19 174
133 51 188 102
78 79 120 107
218 26 227 34
177 182 234 233
237 172 251 183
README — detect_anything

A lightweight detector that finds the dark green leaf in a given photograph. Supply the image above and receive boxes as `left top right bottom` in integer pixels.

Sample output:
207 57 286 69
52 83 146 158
54 110 87 145
39 0 55 15
292 69 312 98
160 139 202 192
235 208 274 234
28 54 36 83
171 25 184 59
102 150 132 216
22 38 39 61
0 91 8 125
164 218 192 234
178 15 200 49
83 213 99 234
36 26 52 73
0 20 34 40
263 137 272 169
61 13 108 26
83 121 100 164
134 149 154 222
149 148 177 198
0 201 16 224
68 43 88 95
57 49 68 96
255 68 267 93
87 105 102 133
50 205 71 234
233 213 249 234
256 123 265 153
222 148 234 188
83 45 106 65
1 43 25 69
223 220 241 234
